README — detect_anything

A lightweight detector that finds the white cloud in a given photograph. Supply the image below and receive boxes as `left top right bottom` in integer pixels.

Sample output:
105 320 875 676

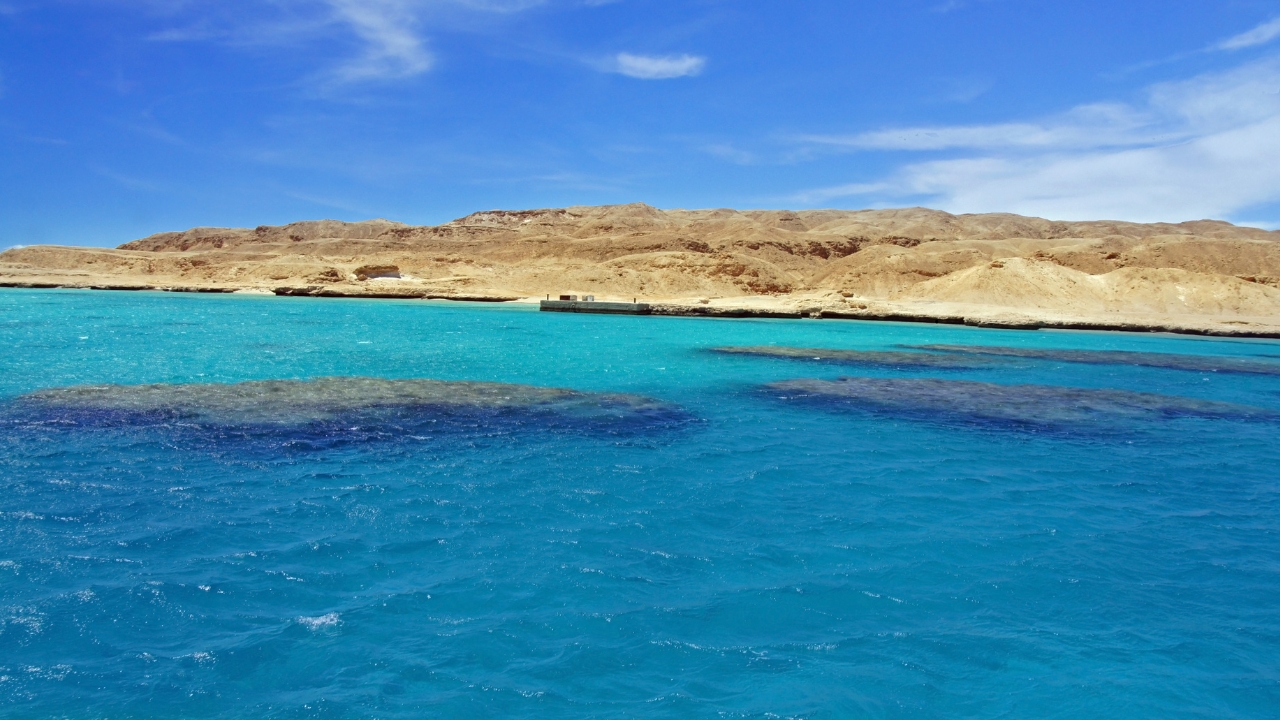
796 56 1280 223
802 104 1161 152
792 182 891 205
1217 17 1280 51
612 52 705 79
454 0 548 9
325 0 432 81
137 2 697 85
894 118 1280 221
142 0 553 85
147 22 227 43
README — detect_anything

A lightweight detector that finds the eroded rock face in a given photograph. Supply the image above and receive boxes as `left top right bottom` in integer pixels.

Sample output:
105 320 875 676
765 376 1276 431
710 346 999 370
308 267 343 284
353 265 400 281
907 345 1280 376
12 377 694 440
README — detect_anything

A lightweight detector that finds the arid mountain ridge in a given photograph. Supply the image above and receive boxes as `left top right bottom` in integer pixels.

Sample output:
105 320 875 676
4 203 1280 336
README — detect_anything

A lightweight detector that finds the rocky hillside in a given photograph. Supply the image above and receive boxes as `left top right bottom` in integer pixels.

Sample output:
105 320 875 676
3 203 1280 332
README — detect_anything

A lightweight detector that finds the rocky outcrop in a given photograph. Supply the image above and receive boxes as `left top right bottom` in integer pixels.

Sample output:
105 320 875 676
352 265 400 281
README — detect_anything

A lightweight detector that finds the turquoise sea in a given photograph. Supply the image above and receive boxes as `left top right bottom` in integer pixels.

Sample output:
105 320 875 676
1 288 1278 719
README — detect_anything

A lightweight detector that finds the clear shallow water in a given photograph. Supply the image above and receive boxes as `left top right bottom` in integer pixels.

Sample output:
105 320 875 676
1 289 1278 719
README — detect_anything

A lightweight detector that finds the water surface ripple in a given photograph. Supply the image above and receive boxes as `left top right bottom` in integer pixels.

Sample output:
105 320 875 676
1 289 1278 719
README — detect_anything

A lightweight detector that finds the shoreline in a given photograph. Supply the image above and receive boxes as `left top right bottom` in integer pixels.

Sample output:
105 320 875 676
5 281 1280 340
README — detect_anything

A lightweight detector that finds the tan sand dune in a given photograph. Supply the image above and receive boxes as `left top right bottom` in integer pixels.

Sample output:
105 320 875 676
897 258 1280 315
3 203 1279 336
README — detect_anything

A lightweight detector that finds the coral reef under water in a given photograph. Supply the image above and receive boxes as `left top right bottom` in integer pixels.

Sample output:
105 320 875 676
908 344 1280 376
10 377 693 440
766 376 1276 430
710 345 999 370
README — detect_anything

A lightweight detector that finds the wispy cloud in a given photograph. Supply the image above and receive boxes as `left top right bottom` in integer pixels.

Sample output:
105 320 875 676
460 0 552 10
89 164 165 193
143 0 549 85
794 56 1280 223
138 2 701 85
792 182 891 205
611 52 705 79
801 104 1161 152
324 0 432 81
143 2 428 84
1106 17 1280 78
146 14 220 44
1217 17 1280 51
281 188 380 215
702 143 754 165
935 76 993 103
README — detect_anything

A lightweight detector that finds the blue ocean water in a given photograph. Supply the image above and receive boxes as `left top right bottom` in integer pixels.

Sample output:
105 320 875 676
1 288 1278 719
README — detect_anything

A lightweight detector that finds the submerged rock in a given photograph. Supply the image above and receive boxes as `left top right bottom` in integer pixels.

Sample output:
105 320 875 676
13 377 692 439
766 376 1276 430
908 344 1280 376
711 345 998 370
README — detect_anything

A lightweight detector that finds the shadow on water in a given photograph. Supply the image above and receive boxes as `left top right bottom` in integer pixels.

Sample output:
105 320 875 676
762 376 1279 436
3 377 697 452
905 344 1280 376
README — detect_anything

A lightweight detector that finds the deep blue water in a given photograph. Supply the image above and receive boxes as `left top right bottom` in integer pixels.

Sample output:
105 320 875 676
1 288 1279 719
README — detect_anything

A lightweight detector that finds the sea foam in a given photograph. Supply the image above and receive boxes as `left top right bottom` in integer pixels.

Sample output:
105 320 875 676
297 613 341 631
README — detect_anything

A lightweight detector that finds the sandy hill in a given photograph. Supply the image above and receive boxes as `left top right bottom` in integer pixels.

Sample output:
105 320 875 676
3 203 1280 335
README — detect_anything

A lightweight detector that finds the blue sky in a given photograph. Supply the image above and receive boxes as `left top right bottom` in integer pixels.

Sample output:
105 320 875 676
3 0 1280 247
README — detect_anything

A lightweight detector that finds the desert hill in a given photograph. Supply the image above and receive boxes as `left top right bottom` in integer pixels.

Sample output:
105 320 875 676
3 203 1280 336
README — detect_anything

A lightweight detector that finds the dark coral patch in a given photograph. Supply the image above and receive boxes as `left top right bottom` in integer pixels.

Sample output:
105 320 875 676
711 346 999 370
10 377 694 446
766 376 1276 432
908 344 1280 376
